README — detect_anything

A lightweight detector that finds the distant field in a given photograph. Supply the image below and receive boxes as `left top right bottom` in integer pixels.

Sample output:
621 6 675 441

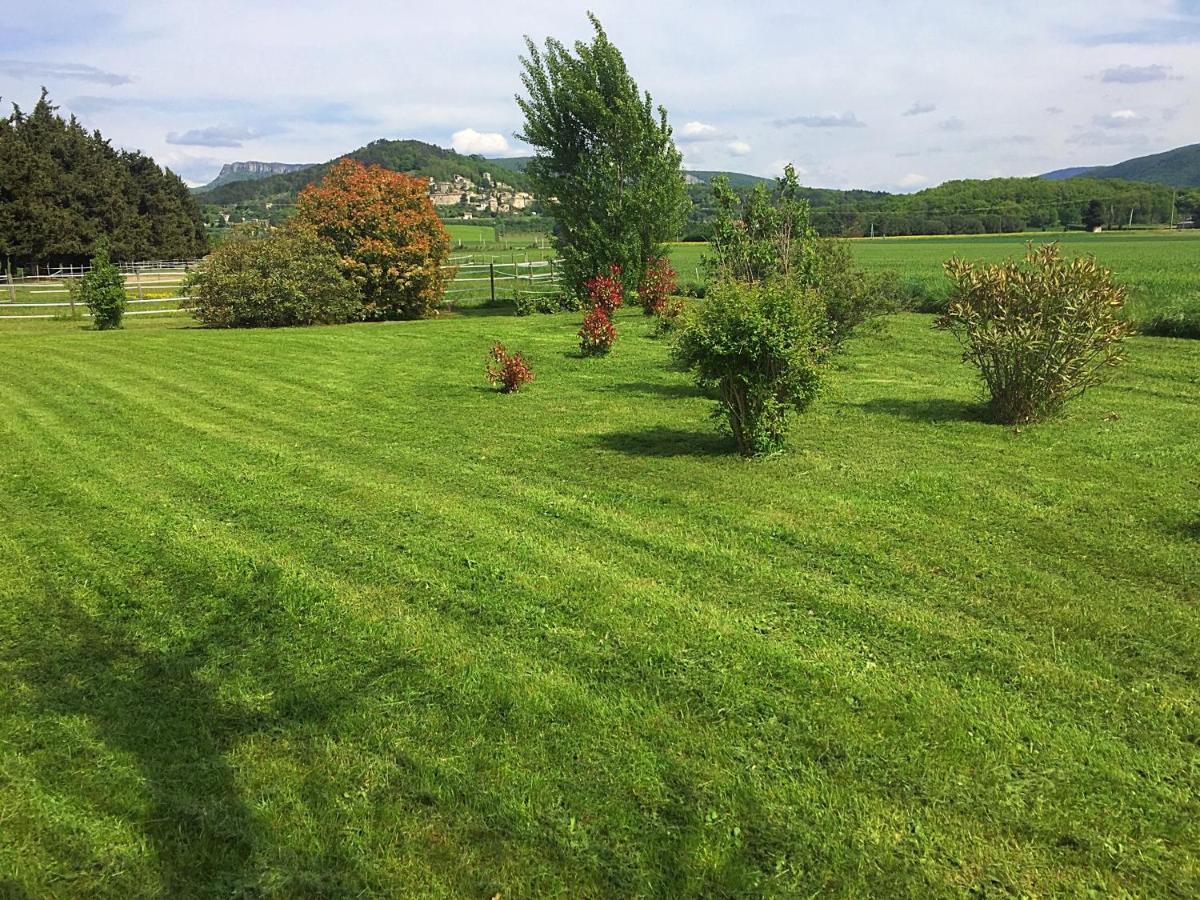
445 224 496 244
668 232 1200 336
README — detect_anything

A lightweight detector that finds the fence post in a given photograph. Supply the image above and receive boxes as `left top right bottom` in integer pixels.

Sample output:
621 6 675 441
489 262 496 305
136 267 143 301
5 258 14 303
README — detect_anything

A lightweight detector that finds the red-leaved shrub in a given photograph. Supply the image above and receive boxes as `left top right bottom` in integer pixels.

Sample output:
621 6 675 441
638 257 677 316
579 307 617 355
485 342 534 393
586 265 624 315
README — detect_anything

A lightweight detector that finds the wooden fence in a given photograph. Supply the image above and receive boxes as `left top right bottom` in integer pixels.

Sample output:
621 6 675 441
1 256 563 321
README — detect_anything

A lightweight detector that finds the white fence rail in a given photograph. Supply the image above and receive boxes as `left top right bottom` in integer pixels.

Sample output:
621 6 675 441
2 255 564 321
441 257 564 303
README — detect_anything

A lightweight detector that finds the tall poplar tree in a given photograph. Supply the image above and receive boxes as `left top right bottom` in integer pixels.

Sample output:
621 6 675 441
517 14 689 299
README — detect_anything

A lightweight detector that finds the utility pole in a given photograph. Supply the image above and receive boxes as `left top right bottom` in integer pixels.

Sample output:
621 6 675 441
4 257 15 303
1128 207 1135 228
1170 192 1177 228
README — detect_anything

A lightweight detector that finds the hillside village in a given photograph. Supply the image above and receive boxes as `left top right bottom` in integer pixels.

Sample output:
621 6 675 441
428 172 537 217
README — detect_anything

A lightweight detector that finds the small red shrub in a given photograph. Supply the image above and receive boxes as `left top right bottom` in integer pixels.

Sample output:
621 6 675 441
486 342 534 393
586 265 624 315
638 257 677 316
579 307 617 355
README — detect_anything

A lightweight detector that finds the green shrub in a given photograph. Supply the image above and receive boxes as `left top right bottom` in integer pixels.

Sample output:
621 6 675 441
1136 306 1200 339
185 230 360 328
651 295 685 336
672 279 829 456
513 291 582 316
937 244 1131 424
815 240 897 346
706 167 893 345
77 242 126 330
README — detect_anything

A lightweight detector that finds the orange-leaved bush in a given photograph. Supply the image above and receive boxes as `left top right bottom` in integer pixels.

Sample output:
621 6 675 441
485 342 534 393
294 159 451 320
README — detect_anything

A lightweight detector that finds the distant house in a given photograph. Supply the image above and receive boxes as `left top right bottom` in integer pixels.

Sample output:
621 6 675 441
1176 218 1196 230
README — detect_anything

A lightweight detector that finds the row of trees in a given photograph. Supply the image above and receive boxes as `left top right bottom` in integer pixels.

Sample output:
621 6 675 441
683 176 1197 240
0 91 207 270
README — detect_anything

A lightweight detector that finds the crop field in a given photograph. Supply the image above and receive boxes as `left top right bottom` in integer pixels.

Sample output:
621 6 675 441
852 231 1200 334
1 310 1197 896
667 232 1200 335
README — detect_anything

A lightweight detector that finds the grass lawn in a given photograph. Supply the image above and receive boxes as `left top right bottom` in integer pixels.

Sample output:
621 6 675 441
1 311 1198 896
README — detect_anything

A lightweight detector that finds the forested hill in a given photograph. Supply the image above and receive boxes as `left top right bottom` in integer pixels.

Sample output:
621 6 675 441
1041 144 1200 190
203 139 533 205
808 176 1192 237
0 92 207 267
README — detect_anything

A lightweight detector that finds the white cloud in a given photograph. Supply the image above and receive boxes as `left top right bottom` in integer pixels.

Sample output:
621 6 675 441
899 173 929 188
1100 64 1175 83
679 120 723 140
772 111 866 129
166 125 270 147
903 101 937 117
728 140 752 156
1093 109 1145 128
451 128 509 156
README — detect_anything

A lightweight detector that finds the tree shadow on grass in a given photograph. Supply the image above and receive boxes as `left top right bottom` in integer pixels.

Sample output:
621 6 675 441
443 303 517 319
859 397 987 424
613 381 702 400
13 549 386 897
595 426 732 457
18 599 262 896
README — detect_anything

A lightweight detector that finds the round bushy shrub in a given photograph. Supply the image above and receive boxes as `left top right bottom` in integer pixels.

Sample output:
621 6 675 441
294 159 451 320
77 242 126 330
937 244 1131 424
185 230 360 328
673 278 829 456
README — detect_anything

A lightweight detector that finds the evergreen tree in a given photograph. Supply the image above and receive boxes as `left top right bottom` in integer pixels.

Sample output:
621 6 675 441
0 90 207 269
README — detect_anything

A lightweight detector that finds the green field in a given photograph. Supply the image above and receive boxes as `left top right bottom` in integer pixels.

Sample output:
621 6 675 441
441 224 555 254
667 232 1200 335
444 223 496 244
2 311 1197 895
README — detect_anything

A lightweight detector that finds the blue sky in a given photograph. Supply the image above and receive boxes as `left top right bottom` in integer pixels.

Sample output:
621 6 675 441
1 0 1197 189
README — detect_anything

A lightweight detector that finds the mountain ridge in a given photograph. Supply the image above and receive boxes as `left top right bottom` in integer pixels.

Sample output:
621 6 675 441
201 139 534 206
195 161 315 192
1041 144 1200 189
